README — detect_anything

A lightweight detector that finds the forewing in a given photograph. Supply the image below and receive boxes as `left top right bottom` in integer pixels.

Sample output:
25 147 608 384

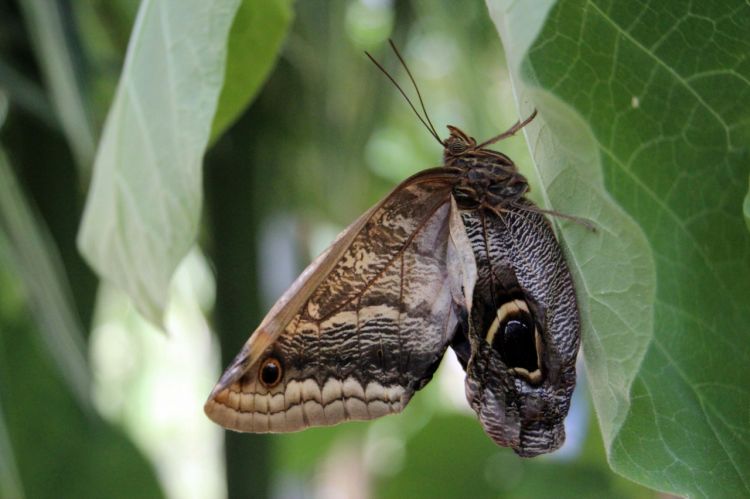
205 169 467 432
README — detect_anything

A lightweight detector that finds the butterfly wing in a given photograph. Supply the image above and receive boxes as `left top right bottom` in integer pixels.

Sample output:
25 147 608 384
205 169 477 433
456 205 579 457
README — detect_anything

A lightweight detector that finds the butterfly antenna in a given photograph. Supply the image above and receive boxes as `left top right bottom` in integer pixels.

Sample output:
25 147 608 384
387 39 441 142
476 109 538 149
365 48 442 145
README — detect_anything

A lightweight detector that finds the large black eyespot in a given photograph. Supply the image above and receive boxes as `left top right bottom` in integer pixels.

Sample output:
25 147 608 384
499 318 538 373
486 300 541 379
258 357 283 388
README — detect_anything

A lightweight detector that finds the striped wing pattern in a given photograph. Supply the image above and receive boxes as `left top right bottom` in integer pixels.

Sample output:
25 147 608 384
205 172 476 432
460 206 579 456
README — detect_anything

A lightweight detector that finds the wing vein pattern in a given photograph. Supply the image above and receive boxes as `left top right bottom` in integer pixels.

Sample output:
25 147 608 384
206 175 463 432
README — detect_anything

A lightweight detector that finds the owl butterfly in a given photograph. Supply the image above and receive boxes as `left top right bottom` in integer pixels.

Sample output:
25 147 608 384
205 42 582 457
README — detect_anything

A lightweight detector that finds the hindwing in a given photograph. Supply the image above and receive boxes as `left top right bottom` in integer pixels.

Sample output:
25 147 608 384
453 204 579 457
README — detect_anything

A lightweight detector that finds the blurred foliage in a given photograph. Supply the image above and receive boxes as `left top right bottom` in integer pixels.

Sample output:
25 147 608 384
0 255 162 499
0 0 747 498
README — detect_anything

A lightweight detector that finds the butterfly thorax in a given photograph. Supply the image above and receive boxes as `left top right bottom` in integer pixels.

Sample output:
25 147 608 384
443 125 529 210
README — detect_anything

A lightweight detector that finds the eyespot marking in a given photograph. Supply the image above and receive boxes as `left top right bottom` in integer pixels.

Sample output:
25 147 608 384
486 299 543 383
258 357 283 388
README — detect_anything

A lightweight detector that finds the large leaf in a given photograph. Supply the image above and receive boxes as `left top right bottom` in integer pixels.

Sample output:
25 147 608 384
210 0 294 141
78 0 291 325
487 0 750 497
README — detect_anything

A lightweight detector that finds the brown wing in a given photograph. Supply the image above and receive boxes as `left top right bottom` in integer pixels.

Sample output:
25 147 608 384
458 205 579 457
205 168 477 432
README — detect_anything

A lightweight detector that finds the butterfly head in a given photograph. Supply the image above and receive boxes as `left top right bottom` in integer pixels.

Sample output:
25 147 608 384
442 125 518 170
443 125 478 156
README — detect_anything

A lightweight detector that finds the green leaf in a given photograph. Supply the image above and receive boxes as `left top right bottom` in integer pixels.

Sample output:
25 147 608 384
487 0 750 497
77 0 243 325
210 0 294 141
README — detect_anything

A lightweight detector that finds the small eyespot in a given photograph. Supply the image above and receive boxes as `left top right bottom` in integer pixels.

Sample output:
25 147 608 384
258 357 283 388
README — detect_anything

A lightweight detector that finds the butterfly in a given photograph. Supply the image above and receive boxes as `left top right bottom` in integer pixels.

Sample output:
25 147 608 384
205 42 582 457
